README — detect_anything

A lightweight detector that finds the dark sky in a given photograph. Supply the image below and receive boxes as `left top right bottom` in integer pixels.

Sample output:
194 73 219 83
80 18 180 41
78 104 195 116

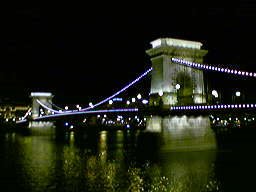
1 2 256 104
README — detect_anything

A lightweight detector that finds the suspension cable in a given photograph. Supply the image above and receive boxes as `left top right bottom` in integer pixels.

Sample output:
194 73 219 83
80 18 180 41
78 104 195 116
172 58 256 78
76 67 152 112
36 99 62 114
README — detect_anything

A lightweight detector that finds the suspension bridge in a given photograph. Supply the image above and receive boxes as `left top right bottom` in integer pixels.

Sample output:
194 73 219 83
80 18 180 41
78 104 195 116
16 37 256 127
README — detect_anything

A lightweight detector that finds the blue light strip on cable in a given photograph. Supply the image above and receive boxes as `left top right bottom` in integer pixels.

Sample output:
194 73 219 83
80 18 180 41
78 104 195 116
77 67 153 112
35 67 152 115
172 58 256 77
34 108 139 120
36 99 62 114
170 104 256 111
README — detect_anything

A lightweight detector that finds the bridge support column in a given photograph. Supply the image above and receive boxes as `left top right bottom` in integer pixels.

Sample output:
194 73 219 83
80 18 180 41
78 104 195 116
146 38 208 108
146 115 216 151
30 92 53 119
29 92 55 130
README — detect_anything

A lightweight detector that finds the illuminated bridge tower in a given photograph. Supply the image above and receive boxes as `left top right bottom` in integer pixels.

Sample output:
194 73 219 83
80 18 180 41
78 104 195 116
30 92 53 119
146 38 208 108
145 38 216 151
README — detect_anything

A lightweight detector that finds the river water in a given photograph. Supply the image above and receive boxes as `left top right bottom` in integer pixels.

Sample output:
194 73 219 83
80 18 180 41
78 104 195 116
1 121 256 191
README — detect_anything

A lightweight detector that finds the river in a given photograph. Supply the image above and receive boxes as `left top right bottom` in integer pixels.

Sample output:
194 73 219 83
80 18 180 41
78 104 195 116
0 122 256 191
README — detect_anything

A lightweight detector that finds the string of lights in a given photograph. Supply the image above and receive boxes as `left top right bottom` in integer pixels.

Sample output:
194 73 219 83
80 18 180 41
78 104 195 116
77 67 153 112
34 67 152 116
34 108 139 120
36 99 62 114
16 119 28 124
21 108 32 120
170 104 256 111
47 101 65 111
172 58 256 77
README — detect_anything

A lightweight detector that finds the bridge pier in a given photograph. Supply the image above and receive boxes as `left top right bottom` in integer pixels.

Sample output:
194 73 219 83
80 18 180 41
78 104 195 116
146 115 216 151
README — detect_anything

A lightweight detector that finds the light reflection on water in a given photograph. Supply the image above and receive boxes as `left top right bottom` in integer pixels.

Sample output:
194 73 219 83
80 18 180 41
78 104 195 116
146 115 216 151
0 121 220 192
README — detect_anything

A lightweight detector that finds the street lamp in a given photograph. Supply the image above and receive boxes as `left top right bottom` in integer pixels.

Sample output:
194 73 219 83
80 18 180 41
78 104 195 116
212 90 218 98
175 84 181 104
89 102 94 108
137 93 142 100
211 90 219 104
175 84 180 90
235 91 241 97
232 90 241 103
234 91 241 103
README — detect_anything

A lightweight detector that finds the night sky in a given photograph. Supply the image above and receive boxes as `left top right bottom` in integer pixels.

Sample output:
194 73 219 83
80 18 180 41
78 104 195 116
1 2 256 105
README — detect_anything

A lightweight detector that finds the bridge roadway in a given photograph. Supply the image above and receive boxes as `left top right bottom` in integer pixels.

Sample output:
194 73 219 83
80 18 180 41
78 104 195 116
22 103 256 122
